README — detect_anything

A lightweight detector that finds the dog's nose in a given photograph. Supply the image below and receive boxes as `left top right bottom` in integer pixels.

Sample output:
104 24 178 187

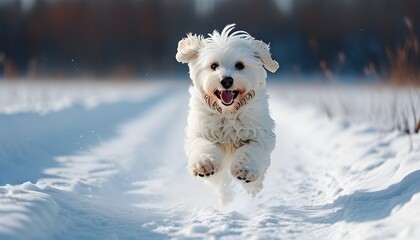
220 77 234 89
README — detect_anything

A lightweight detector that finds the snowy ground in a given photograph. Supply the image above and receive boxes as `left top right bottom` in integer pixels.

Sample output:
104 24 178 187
1 80 420 240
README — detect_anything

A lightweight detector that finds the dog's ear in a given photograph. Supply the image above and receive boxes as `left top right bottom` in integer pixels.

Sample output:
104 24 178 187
253 40 279 73
176 34 204 64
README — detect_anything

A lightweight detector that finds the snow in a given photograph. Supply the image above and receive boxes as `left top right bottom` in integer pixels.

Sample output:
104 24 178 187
1 80 420 239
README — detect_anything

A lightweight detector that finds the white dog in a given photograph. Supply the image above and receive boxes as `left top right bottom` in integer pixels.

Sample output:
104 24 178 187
176 24 278 202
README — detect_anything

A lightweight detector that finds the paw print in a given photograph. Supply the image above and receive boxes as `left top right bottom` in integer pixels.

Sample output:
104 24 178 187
230 157 259 183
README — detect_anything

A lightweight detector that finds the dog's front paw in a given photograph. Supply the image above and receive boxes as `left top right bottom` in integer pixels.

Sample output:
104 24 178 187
230 156 260 183
188 155 220 178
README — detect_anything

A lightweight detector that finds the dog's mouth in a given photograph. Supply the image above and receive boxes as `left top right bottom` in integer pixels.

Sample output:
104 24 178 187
214 89 239 106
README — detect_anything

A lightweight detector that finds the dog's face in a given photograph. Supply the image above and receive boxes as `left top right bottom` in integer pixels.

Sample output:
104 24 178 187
176 24 278 113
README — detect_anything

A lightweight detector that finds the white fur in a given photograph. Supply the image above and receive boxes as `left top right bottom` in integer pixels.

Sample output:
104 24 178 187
176 24 278 202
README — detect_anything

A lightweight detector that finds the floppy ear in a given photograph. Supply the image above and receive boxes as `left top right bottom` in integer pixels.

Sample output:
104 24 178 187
253 40 279 73
176 34 204 64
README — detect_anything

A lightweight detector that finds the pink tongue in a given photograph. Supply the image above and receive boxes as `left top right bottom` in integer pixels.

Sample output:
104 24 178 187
221 90 234 104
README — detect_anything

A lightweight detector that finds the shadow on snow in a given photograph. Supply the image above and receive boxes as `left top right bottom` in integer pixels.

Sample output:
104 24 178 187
0 89 173 185
277 170 420 224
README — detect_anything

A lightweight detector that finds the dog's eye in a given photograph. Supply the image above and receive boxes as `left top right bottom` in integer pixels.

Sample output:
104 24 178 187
235 62 244 70
211 63 219 70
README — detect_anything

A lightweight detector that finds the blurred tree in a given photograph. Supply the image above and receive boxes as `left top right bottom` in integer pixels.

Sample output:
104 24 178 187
0 0 418 81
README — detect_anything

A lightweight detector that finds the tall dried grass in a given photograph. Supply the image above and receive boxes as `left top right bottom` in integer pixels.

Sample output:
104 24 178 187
316 17 420 137
386 17 420 86
386 17 420 138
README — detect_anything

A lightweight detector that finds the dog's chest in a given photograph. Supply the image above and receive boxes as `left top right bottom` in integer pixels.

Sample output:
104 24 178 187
204 114 256 150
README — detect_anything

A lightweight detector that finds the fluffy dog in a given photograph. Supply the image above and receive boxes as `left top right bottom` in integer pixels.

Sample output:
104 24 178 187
176 24 278 202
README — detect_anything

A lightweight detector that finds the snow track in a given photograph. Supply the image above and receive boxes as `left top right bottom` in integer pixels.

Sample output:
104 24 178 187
1 81 420 239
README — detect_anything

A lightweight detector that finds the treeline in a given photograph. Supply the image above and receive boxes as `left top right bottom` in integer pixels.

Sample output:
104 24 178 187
0 0 419 81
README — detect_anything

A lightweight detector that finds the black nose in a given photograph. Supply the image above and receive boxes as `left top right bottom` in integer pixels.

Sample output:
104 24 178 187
220 77 234 89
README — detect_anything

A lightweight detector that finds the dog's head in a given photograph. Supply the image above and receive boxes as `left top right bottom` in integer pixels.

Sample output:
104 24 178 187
176 24 278 113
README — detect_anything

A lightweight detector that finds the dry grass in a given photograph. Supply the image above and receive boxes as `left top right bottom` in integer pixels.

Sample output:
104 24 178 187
314 17 420 136
386 17 420 86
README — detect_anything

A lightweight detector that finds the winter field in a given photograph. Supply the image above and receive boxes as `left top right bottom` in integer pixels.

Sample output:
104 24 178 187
1 79 420 240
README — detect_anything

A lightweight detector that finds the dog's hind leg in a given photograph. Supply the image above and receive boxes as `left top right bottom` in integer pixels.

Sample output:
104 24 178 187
240 174 265 197
205 167 233 204
230 141 271 197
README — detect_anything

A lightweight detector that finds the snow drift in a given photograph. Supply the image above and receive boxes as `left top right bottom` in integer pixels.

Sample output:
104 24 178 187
0 80 419 239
